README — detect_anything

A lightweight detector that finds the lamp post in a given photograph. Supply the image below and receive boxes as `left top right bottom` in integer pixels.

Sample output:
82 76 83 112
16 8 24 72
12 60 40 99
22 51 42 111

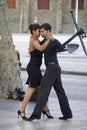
75 0 78 32
19 0 24 33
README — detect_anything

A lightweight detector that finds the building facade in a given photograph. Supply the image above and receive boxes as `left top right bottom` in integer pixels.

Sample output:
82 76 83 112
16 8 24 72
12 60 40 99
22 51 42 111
6 0 87 34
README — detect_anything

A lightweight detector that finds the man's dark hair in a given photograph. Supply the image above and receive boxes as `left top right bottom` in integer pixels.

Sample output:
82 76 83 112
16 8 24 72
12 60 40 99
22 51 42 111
40 23 51 31
29 23 40 34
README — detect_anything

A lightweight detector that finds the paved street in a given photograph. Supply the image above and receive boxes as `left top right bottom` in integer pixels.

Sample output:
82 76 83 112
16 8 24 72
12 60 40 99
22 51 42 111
12 33 87 58
0 34 87 130
13 34 87 75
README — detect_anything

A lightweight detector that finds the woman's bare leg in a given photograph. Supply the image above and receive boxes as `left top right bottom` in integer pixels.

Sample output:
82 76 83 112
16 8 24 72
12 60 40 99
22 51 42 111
20 87 36 114
43 104 52 116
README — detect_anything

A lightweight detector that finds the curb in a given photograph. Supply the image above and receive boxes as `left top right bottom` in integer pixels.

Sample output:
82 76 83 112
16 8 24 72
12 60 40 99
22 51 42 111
61 70 87 76
21 67 87 76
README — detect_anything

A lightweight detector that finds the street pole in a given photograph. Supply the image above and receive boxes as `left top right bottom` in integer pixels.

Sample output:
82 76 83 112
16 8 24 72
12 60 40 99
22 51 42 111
19 0 24 33
75 0 78 32
70 10 87 55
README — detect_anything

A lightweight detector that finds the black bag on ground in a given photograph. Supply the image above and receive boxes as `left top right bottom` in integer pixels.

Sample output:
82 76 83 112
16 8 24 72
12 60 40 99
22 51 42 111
15 88 37 102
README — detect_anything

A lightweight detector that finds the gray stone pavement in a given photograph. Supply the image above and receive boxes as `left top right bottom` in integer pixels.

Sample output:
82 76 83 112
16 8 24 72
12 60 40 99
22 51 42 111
0 97 87 130
0 75 87 130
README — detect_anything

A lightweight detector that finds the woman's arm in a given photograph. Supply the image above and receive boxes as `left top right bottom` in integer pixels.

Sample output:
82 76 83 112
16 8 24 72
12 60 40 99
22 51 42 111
32 39 50 52
33 34 54 51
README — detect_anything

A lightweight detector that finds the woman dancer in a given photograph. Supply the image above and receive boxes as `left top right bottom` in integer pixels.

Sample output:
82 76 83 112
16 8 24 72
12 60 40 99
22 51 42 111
17 23 53 120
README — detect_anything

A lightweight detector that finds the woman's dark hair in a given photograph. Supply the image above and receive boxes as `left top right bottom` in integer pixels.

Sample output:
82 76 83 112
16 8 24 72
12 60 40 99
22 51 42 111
40 23 51 31
29 24 40 34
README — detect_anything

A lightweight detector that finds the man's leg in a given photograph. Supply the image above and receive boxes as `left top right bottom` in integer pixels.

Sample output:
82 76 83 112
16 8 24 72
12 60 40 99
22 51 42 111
53 74 72 119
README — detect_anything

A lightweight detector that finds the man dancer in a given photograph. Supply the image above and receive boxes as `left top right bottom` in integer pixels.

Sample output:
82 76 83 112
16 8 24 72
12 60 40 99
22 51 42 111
26 23 73 121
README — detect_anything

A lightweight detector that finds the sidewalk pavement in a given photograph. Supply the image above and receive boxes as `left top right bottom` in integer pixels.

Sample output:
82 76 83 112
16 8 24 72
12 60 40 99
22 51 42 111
0 98 87 130
0 63 87 130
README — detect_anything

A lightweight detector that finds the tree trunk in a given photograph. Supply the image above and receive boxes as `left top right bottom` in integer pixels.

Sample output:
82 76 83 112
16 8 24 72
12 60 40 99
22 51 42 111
0 0 22 98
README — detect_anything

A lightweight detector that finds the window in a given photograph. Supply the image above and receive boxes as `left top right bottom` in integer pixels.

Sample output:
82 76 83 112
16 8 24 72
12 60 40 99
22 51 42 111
71 0 84 9
6 0 16 8
38 0 49 9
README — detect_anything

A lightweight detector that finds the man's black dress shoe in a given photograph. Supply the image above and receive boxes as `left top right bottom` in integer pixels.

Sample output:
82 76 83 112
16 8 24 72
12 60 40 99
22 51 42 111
25 115 40 121
59 115 72 120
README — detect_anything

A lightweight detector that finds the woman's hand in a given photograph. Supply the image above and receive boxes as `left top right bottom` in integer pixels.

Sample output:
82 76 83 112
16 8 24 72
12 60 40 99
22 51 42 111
46 33 54 41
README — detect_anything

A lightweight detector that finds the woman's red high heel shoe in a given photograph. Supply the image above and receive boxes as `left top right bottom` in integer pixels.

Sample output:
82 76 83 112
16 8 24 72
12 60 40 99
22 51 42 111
42 110 54 119
17 110 27 120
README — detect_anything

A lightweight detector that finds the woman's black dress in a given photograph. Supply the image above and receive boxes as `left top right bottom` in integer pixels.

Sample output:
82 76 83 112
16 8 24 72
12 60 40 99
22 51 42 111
26 49 43 88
